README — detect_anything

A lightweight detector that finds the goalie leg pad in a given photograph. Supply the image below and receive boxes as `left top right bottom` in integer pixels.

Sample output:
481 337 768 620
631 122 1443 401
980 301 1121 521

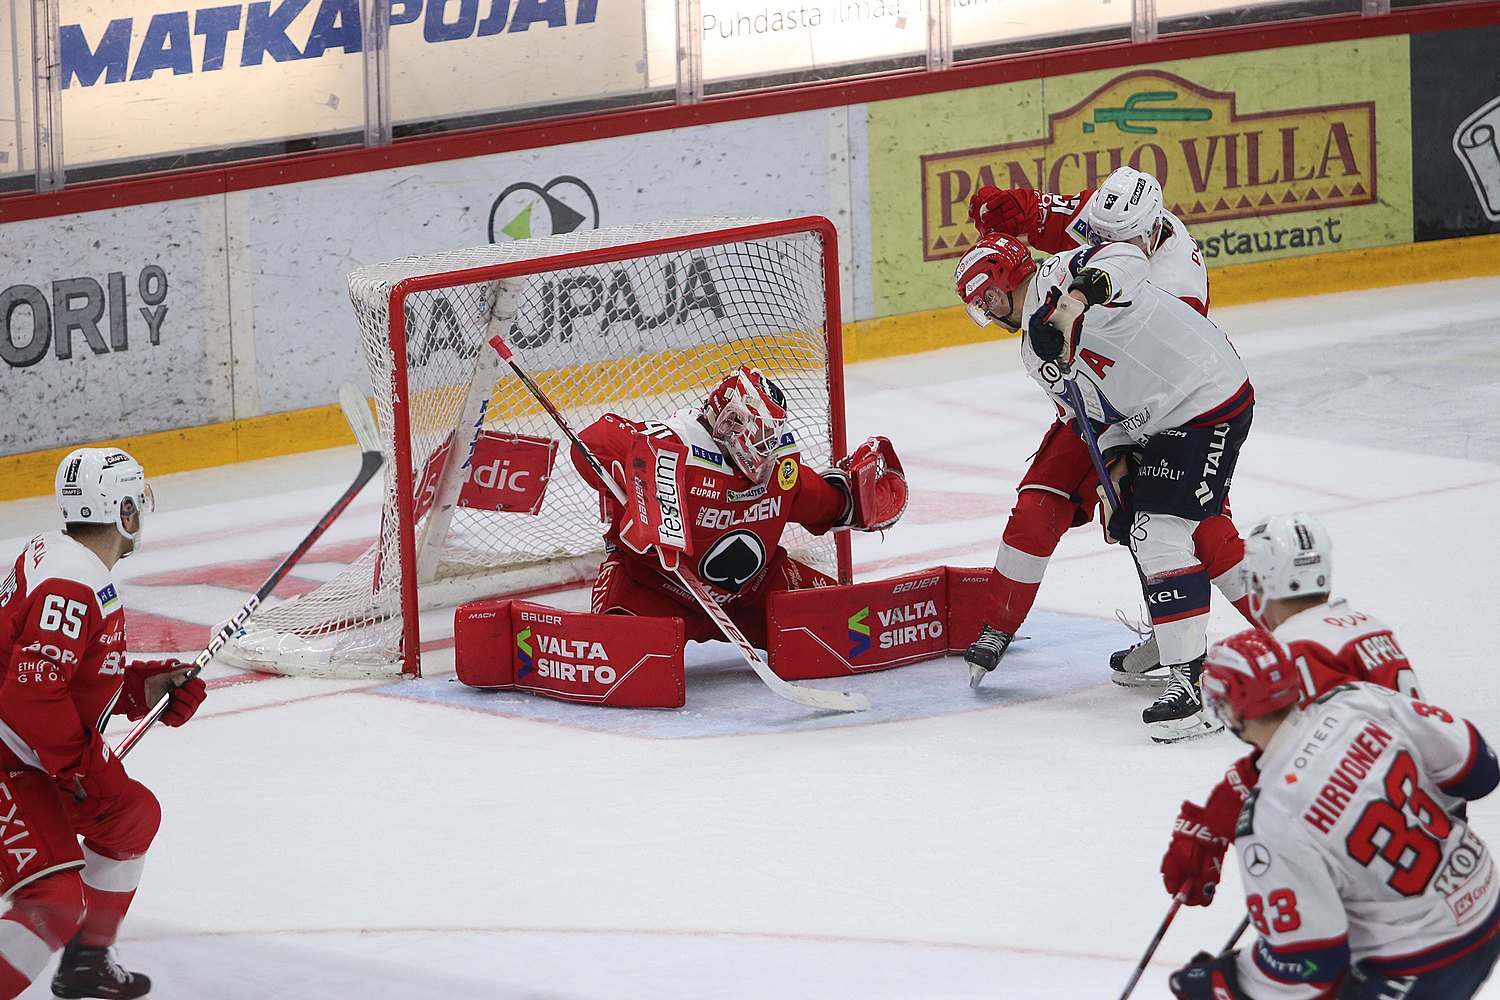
455 598 686 708
767 568 948 679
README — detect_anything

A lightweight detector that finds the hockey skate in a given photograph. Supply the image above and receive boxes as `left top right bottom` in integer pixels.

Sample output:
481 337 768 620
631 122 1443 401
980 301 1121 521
1142 657 1224 744
51 940 151 1000
966 624 1015 689
1110 612 1170 688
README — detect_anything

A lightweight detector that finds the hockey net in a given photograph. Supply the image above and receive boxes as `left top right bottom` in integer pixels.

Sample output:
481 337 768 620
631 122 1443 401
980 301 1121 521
222 217 850 678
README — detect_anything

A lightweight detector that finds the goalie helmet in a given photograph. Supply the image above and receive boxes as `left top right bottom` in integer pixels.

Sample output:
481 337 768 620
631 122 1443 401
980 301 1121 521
1241 512 1332 624
954 234 1036 328
701 365 788 484
55 448 154 550
1200 628 1304 735
1087 167 1165 248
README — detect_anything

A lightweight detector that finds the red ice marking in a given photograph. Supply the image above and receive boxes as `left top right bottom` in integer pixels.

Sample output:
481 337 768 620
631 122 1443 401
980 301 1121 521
128 610 218 651
899 490 1006 524
129 560 327 596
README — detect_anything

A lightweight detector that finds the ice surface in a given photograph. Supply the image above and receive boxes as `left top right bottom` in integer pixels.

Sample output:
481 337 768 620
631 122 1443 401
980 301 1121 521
3 277 1499 998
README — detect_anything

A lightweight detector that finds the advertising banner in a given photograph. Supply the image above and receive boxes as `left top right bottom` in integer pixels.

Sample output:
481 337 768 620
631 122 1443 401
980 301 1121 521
1410 25 1500 241
241 109 849 413
50 0 661 169
0 201 226 454
866 39 1413 317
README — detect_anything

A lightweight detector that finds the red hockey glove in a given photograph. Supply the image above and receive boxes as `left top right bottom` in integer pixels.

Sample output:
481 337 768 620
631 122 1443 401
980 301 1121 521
1027 287 1086 374
967 187 1041 238
829 436 908 532
1170 950 1246 999
119 659 207 727
55 733 130 809
1161 791 1238 906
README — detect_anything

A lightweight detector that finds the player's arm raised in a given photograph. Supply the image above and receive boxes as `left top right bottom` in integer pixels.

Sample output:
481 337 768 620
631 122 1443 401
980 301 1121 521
816 436 908 533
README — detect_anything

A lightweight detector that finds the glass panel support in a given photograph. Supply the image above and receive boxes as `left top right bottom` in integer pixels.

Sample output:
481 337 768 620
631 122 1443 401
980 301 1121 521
32 0 63 192
362 0 393 148
1132 0 1158 44
676 0 703 104
927 0 952 73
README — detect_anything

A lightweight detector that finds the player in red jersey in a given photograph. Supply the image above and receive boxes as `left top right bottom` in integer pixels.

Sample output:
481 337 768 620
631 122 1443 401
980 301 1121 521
960 168 1254 692
1160 512 1424 911
573 365 907 649
0 449 205 1000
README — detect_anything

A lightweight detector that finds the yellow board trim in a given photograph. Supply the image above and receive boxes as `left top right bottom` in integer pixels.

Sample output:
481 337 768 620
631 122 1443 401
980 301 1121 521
5 233 1498 502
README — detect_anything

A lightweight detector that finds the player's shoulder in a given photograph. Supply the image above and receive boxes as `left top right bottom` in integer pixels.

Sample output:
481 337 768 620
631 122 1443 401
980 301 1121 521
1278 598 1391 648
18 532 114 610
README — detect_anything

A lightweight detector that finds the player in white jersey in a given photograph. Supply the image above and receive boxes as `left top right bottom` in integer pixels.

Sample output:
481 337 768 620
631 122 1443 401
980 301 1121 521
1162 513 1426 913
1169 629 1500 1000
957 220 1253 741
957 168 1254 693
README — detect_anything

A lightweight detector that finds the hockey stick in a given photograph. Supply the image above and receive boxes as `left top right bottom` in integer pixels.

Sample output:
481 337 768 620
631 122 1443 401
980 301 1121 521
1061 376 1122 516
1223 915 1250 951
485 333 870 714
114 383 384 758
1117 892 1185 1000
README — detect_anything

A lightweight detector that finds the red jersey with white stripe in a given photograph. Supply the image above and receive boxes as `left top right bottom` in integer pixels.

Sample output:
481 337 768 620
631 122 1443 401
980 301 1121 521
1023 191 1210 316
574 410 846 604
0 532 129 776
1278 598 1422 701
1233 684 1499 997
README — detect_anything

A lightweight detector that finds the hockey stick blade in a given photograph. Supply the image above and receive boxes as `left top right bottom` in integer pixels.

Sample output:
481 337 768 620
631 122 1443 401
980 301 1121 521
487 334 869 714
338 381 381 456
114 412 385 759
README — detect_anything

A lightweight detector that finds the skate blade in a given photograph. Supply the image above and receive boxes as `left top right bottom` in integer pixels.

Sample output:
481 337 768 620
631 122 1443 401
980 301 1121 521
968 662 989 689
1147 714 1225 744
1112 670 1172 690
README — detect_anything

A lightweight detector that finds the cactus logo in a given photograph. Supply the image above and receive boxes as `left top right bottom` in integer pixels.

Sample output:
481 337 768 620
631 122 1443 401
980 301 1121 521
515 627 535 679
848 607 871 659
488 176 600 243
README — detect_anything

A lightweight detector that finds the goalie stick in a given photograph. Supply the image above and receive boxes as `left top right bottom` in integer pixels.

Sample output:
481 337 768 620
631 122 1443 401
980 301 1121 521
114 382 384 758
485 331 870 715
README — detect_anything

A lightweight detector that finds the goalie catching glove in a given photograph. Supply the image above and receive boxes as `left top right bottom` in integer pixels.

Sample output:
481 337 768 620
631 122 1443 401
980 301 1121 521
117 659 207 727
824 436 907 532
1027 287 1086 375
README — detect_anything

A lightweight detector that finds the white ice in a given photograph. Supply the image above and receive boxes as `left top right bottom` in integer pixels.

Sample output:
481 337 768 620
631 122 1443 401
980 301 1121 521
3 277 1500 999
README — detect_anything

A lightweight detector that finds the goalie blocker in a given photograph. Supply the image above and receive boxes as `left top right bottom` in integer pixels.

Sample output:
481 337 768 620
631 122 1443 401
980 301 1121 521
455 599 685 707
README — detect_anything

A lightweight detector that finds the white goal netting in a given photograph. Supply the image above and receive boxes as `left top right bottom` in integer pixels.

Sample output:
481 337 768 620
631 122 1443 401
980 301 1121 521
222 218 848 677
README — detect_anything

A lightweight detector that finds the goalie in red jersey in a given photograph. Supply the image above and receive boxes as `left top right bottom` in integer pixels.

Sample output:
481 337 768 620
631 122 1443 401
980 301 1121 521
572 365 908 649
0 449 206 1000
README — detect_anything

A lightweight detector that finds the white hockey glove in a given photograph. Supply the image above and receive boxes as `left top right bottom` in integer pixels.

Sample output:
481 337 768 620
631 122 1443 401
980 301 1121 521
1027 287 1086 377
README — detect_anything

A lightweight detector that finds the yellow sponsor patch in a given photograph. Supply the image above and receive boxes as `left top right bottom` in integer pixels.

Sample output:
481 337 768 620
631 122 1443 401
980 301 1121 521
777 457 799 491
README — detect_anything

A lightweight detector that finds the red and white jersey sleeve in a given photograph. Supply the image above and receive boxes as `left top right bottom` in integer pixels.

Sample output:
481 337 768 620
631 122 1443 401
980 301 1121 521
574 410 845 602
0 532 129 776
1020 243 1250 451
1233 684 1500 997
1276 598 1422 700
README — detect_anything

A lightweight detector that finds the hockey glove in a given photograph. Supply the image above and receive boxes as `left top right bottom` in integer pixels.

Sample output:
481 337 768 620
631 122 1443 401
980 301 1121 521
1097 446 1139 546
829 436 908 532
1027 287 1086 373
119 659 207 727
1169 950 1246 1000
1161 794 1236 906
967 187 1041 238
55 733 130 809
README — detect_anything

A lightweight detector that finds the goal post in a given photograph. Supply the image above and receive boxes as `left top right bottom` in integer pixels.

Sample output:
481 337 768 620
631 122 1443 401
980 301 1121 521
220 216 851 678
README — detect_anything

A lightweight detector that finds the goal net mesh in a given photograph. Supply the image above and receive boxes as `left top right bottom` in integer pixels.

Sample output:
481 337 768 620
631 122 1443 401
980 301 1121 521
221 218 844 677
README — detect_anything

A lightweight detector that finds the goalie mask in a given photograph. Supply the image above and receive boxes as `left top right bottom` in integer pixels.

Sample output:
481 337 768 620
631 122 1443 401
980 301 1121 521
1240 512 1332 625
701 365 788 484
1087 167 1165 250
954 234 1037 330
55 448 154 552
1200 629 1304 737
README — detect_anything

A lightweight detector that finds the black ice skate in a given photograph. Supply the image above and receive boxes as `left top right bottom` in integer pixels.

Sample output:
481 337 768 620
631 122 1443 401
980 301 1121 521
1110 632 1171 689
966 624 1015 689
1141 657 1223 744
51 939 151 1000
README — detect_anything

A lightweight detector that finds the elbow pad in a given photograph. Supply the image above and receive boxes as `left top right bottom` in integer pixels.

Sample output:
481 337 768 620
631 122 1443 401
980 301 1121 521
1069 267 1114 307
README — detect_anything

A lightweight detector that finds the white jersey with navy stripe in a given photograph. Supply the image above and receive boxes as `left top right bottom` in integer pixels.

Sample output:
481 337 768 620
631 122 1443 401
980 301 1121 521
1232 683 1500 998
1019 242 1249 453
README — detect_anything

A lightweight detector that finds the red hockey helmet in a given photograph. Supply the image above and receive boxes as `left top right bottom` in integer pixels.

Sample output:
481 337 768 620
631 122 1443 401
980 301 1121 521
1200 629 1305 735
701 365 788 484
953 234 1037 328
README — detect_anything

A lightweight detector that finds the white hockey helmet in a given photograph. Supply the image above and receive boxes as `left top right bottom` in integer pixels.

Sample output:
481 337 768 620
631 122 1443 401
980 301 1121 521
55 448 154 549
1241 512 1332 623
1087 167 1165 247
